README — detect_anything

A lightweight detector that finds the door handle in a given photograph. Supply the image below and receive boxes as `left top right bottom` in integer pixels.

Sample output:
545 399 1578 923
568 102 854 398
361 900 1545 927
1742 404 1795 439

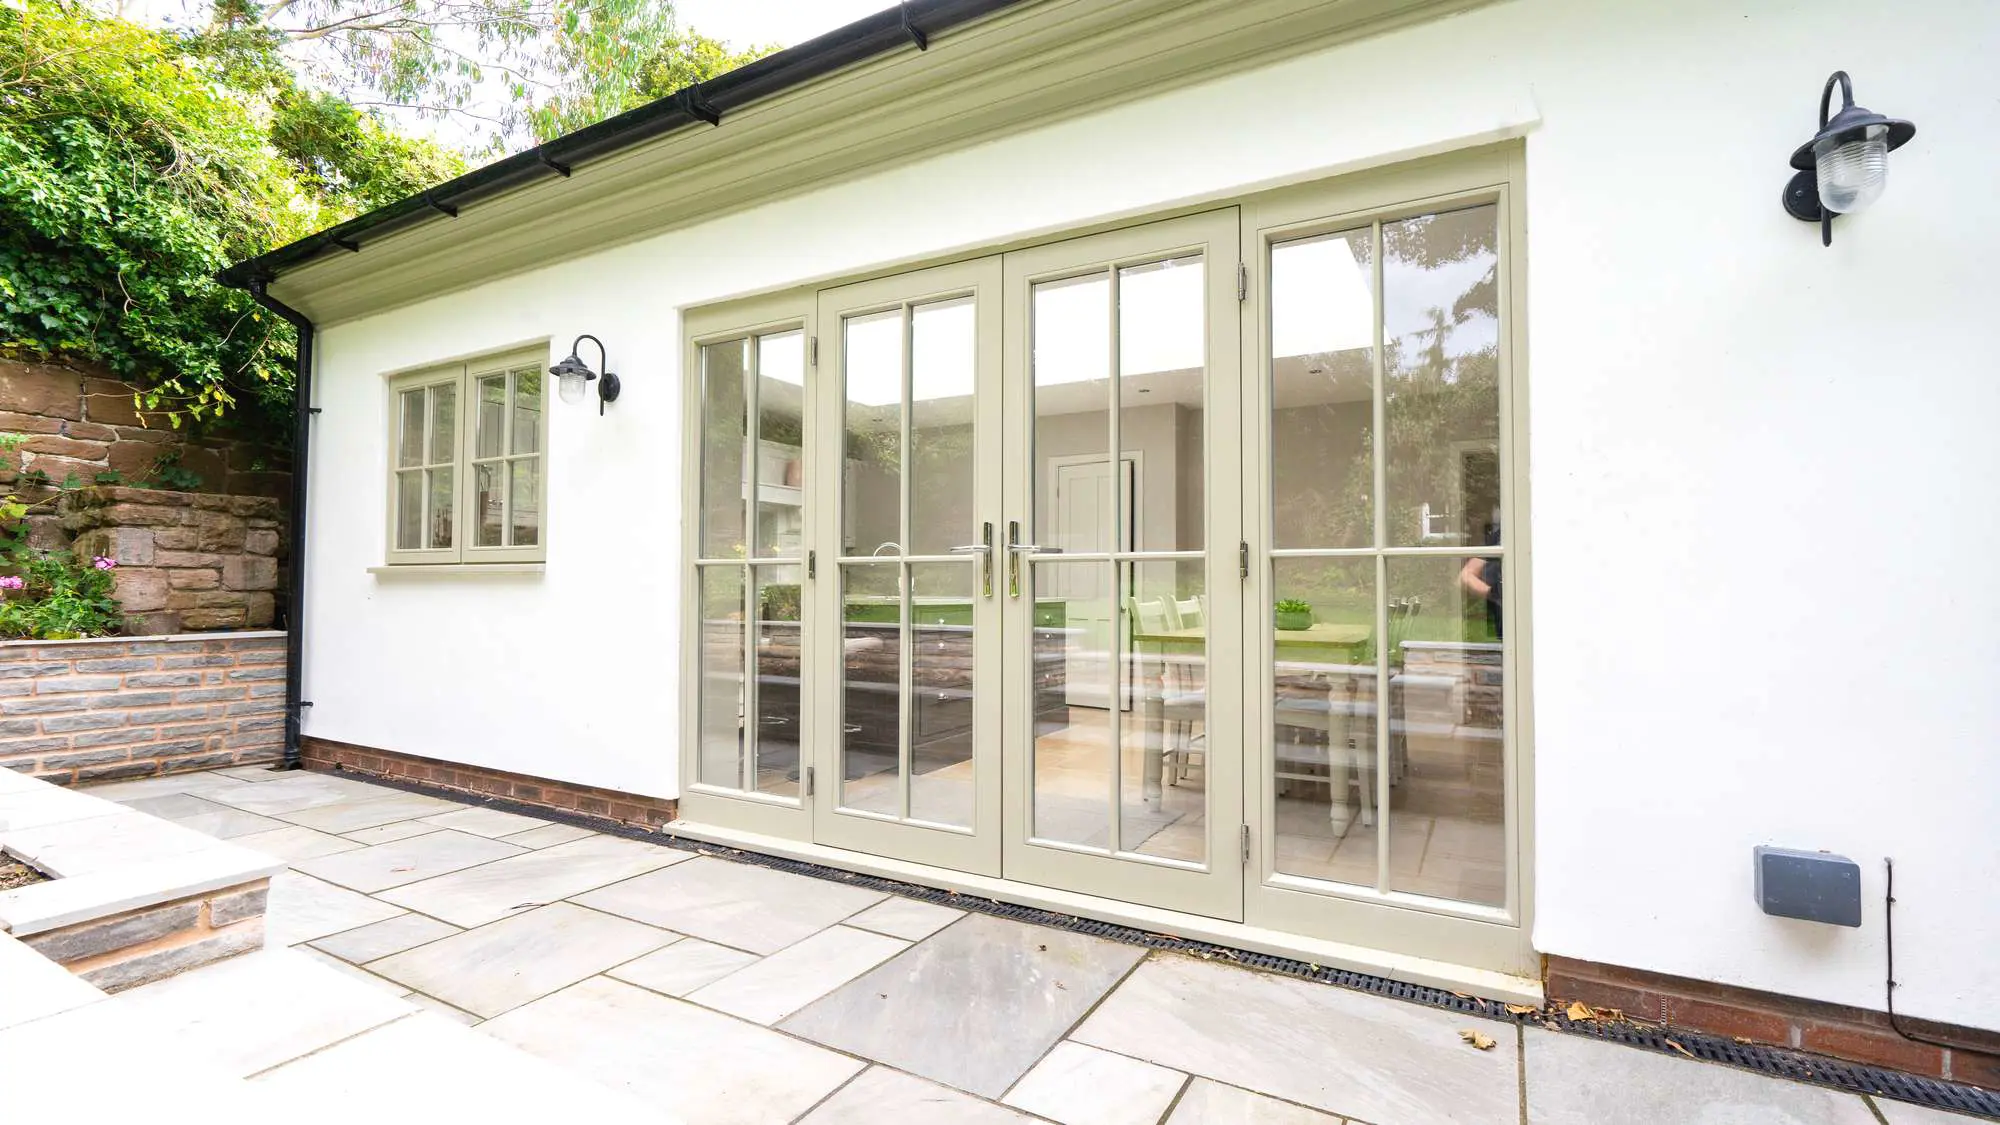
950 521 995 597
1006 543 1062 554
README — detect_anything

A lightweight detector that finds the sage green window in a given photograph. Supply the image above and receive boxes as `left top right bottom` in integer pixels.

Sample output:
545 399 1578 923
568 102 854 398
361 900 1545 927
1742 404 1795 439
386 349 548 565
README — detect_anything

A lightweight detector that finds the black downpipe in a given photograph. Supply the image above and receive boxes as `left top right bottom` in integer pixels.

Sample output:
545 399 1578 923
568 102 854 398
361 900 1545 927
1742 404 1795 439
246 280 313 769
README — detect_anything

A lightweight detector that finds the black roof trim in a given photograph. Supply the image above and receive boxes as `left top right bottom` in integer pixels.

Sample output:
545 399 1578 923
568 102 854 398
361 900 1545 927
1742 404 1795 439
218 0 1030 288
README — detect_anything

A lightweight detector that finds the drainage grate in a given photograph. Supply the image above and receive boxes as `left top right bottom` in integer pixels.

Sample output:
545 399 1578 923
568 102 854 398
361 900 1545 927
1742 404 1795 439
330 766 2000 1121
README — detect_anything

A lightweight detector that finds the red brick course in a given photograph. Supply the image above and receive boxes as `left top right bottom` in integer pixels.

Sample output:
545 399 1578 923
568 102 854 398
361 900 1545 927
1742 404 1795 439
1548 955 2000 1089
299 736 677 830
0 632 286 783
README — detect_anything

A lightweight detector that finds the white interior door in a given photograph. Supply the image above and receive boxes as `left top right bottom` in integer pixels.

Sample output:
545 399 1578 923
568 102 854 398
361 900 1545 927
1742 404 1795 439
1051 456 1135 708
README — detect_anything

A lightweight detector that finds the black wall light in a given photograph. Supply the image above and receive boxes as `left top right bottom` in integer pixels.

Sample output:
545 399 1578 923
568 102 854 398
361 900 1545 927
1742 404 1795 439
1782 70 1915 247
549 334 621 415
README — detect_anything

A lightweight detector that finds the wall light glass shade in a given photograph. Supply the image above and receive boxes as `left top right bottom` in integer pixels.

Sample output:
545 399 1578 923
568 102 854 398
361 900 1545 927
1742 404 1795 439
1814 124 1889 214
556 370 589 404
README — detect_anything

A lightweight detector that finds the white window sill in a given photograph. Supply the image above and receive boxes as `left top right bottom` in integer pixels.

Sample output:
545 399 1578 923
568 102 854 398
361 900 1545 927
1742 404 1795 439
367 563 546 577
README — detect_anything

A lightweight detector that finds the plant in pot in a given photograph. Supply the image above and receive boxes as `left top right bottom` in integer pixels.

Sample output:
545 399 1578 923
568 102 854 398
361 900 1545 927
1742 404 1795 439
1274 598 1315 632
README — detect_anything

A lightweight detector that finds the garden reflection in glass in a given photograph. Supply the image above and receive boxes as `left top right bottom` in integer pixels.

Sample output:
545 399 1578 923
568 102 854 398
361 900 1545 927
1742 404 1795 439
1265 205 1506 907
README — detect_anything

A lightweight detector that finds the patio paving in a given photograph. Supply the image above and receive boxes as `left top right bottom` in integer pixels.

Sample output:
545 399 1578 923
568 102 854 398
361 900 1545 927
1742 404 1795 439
65 764 1996 1125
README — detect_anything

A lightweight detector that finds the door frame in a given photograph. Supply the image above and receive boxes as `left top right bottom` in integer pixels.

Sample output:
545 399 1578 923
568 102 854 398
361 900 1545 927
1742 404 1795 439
677 291 819 840
1238 145 1535 976
998 208 1246 920
808 256 1007 877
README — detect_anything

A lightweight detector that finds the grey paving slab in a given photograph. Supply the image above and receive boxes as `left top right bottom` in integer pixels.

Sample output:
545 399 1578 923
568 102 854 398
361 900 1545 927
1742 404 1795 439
252 1012 658 1116
124 792 290 839
1524 1028 1881 1125
607 937 756 998
1875 1099 1996 1124
81 771 256 802
276 792 464 833
0 931 104 1031
803 1066 1038 1124
293 829 523 893
1004 1041 1187 1125
417 805 550 838
1 808 218 876
343 820 439 845
1166 1079 1344 1124
310 912 461 964
0 785 116 831
368 902 675 1018
406 992 483 1026
198 772 385 816
377 833 689 927
576 855 885 955
499 822 596 849
1072 954 1517 1125
847 895 965 941
233 824 364 862
112 947 413 1077
292 945 414 997
265 871 406 946
685 924 908 1025
214 765 287 783
483 975 864 1125
782 912 1146 1099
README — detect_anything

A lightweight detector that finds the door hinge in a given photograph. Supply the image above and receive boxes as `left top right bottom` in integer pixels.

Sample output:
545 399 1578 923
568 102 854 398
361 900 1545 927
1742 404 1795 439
809 336 819 368
1239 541 1249 580
1236 262 1247 302
807 549 816 579
1240 824 1251 866
803 766 815 797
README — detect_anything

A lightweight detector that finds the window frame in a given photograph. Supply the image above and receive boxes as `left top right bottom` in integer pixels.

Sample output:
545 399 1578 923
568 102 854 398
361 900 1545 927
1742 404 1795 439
383 346 550 566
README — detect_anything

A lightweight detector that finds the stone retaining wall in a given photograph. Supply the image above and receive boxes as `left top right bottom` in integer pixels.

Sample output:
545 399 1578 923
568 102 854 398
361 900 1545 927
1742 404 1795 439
0 632 286 784
60 487 283 633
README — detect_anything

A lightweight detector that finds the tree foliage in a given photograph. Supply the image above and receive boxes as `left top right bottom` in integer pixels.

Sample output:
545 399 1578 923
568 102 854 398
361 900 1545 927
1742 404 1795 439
630 28 778 110
0 0 463 441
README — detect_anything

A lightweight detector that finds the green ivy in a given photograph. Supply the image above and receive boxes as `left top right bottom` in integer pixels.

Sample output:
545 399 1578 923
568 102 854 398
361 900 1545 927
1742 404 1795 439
0 551 122 640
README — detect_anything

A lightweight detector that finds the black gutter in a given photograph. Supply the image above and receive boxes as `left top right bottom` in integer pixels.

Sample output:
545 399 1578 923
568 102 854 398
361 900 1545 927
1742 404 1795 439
217 0 1032 289
244 281 315 770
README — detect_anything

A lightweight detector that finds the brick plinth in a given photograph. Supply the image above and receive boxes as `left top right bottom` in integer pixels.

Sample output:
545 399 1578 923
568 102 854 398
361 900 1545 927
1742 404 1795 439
1548 955 2000 1089
299 737 677 829
23 877 269 992
0 632 287 783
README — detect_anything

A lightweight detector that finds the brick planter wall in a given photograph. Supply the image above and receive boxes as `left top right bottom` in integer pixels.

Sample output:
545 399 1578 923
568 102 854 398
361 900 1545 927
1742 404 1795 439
59 487 283 634
0 632 286 784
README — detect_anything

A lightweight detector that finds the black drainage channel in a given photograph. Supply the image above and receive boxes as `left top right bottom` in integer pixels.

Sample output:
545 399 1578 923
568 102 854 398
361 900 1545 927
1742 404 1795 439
323 766 2000 1121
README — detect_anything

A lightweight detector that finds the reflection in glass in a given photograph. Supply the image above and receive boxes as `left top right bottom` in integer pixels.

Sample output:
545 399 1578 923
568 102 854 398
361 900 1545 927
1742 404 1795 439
397 390 424 467
1271 229 1374 550
425 467 453 548
844 310 903 559
909 298 976 557
474 462 502 547
1270 557 1376 886
1119 559 1205 861
1383 206 1500 548
430 383 456 470
1030 558 1113 848
1032 272 1111 555
510 460 539 546
909 561 976 827
475 375 505 459
1384 555 1504 906
697 566 747 789
512 368 542 455
756 331 806 558
753 565 804 798
394 471 421 550
1119 257 1205 553
699 339 748 558
839 563 902 817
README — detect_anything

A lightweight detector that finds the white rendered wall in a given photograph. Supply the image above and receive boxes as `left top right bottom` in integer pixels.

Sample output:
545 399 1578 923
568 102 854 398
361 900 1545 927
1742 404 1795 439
303 0 2000 1026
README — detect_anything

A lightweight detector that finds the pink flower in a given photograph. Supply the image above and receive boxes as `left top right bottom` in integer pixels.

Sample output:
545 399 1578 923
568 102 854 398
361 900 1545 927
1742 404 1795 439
0 576 21 590
91 557 116 570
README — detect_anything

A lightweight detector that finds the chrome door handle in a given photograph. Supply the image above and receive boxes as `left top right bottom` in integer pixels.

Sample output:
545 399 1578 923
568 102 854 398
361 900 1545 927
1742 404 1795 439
951 522 995 597
1007 544 1061 553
